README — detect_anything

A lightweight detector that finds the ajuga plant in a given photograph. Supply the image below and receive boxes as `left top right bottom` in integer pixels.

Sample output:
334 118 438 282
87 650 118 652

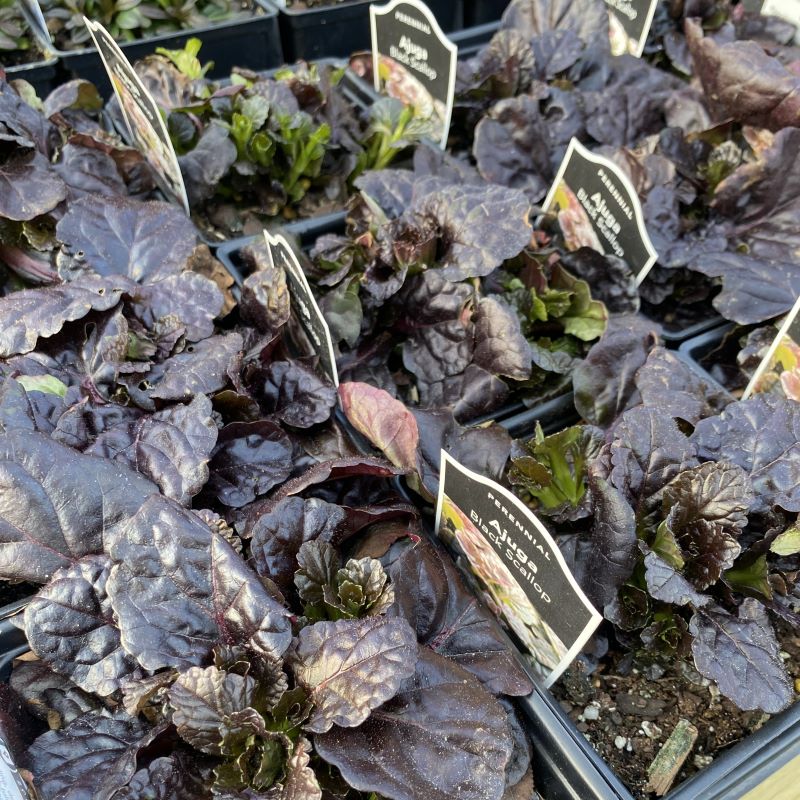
506 329 800 715
0 0 32 58
39 0 252 50
239 150 612 423
339 343 800 716
0 86 535 795
121 39 435 239
0 76 159 287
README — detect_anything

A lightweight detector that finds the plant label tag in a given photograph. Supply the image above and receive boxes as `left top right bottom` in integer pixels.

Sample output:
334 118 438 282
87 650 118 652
83 18 190 215
743 295 800 400
543 138 657 286
604 0 659 57
264 231 339 387
370 0 457 149
18 0 52 53
0 735 27 800
435 451 602 686
757 0 800 43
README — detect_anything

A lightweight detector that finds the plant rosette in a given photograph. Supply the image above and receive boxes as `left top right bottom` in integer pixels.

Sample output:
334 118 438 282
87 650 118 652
338 321 800 796
233 149 632 425
0 81 538 800
107 39 437 241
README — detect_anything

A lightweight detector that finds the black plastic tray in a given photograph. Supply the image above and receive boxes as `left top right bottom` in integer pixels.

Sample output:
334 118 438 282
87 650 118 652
59 0 282 98
677 322 737 390
642 307 724 349
3 56 61 98
264 0 462 62
463 0 511 26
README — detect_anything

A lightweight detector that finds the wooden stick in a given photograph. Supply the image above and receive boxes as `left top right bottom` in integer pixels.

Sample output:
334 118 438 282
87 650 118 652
646 718 699 797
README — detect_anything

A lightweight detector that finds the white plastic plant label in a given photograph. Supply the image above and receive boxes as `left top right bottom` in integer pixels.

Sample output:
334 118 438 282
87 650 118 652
83 18 190 215
263 231 339 387
435 451 601 686
18 0 52 53
743 295 800 400
604 0 659 57
759 0 800 43
370 0 457 149
543 138 658 286
0 735 27 800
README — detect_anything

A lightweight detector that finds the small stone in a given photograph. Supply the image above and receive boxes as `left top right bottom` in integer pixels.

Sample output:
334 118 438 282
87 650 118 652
583 704 600 721
615 735 627 750
693 755 713 769
640 721 657 739
611 711 623 725
577 722 589 733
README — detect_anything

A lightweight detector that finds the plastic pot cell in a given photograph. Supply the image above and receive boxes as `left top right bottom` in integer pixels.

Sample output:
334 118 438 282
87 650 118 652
463 0 511 26
264 0 462 62
2 56 61 98
59 0 282 98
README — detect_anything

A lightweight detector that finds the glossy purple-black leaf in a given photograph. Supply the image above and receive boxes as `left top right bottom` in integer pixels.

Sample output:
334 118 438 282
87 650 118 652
56 195 198 283
411 183 532 281
0 274 126 358
473 296 532 381
258 360 337 428
140 331 243 404
0 148 65 221
390 539 533 695
247 497 352 593
685 19 800 131
584 467 637 608
690 394 800 514
690 599 793 713
315 648 513 800
127 272 224 342
0 430 156 583
572 316 659 426
88 395 218 505
610 406 699 531
24 555 142 696
26 711 163 800
205 420 293 508
635 347 731 424
105 495 292 670
643 549 710 608
169 665 257 755
292 616 417 733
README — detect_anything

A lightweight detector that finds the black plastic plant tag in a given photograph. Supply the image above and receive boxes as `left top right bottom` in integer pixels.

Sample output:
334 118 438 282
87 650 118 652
83 18 190 214
435 451 601 686
743 295 800 400
603 0 659 57
0 735 27 800
264 231 339 387
543 138 657 286
18 0 52 53
370 0 457 148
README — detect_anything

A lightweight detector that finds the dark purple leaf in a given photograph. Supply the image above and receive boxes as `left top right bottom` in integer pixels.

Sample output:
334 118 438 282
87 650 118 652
0 148 65 221
206 420 293 508
105 495 292 670
690 599 793 713
88 395 218 505
0 274 126 358
690 394 800 514
56 195 198 283
26 711 162 800
144 331 243 403
258 360 337 428
315 648 513 800
0 430 155 583
169 665 257 755
24 555 141 697
292 616 417 733
390 539 533 695
643 550 710 608
473 297 532 381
